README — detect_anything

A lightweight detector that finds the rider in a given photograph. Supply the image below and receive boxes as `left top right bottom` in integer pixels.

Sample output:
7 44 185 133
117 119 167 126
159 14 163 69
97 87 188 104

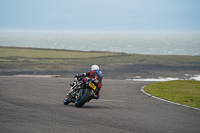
75 64 103 99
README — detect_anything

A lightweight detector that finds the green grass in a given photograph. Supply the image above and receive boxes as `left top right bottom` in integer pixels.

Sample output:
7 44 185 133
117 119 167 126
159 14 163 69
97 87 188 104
145 80 200 109
0 47 123 70
0 47 119 58
0 46 200 71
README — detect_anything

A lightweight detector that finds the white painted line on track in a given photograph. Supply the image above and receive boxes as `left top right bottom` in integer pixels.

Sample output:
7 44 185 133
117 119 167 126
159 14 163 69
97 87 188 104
98 99 124 102
141 85 200 111
14 75 60 78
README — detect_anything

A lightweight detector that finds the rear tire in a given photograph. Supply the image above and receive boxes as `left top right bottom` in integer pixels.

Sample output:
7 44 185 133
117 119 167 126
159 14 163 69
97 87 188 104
75 89 91 107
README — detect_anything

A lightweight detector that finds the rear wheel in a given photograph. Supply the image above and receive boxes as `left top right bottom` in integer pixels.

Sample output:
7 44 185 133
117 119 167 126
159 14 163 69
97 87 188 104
75 89 91 107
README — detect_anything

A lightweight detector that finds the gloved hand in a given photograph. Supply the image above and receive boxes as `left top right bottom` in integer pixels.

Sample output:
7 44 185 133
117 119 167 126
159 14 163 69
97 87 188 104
75 74 79 78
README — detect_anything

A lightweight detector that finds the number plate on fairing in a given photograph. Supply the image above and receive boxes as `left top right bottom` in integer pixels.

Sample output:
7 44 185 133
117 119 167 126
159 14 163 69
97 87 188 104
89 82 96 90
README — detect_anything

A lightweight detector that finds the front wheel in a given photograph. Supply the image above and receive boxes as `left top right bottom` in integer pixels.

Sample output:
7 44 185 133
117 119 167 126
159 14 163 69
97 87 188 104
63 95 71 105
75 89 91 107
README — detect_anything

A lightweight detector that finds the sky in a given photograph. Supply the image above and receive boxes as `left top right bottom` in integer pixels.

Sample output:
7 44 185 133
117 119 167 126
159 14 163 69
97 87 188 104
0 0 200 31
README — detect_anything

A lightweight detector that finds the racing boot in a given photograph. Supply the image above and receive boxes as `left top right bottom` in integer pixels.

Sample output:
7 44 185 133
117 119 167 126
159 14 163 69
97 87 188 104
93 94 99 99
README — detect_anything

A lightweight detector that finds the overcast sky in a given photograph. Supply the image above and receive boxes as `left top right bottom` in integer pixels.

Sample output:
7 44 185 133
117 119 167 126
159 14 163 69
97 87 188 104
0 0 200 31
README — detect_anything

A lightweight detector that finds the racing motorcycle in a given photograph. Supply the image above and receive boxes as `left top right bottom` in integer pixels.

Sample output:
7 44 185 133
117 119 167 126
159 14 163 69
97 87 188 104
63 77 98 107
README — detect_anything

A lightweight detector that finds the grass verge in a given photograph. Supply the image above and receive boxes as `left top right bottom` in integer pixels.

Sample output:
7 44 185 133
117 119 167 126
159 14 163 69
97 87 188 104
145 80 200 109
1 46 200 71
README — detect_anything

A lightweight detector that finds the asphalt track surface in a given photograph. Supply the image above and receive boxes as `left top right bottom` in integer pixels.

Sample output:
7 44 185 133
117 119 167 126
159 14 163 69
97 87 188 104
0 76 200 133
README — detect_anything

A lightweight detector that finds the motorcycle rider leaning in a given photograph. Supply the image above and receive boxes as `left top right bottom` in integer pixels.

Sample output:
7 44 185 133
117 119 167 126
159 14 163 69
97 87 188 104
75 65 103 99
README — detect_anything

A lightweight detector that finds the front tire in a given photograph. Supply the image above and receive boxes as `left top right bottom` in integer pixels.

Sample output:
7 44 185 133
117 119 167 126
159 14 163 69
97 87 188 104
75 89 91 107
64 95 71 105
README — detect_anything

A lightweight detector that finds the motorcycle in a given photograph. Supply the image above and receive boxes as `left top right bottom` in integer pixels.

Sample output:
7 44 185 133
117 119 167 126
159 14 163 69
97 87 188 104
63 77 98 107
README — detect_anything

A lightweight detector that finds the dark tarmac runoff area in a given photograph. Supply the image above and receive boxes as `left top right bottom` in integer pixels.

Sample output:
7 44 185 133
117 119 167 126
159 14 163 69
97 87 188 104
0 76 200 133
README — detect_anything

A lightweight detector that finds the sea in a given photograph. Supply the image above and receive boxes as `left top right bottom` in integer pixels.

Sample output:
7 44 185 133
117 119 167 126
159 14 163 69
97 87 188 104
0 30 200 56
0 30 200 81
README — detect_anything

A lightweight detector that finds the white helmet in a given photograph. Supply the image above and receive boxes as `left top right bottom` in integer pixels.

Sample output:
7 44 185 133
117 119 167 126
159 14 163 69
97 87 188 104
91 65 99 70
